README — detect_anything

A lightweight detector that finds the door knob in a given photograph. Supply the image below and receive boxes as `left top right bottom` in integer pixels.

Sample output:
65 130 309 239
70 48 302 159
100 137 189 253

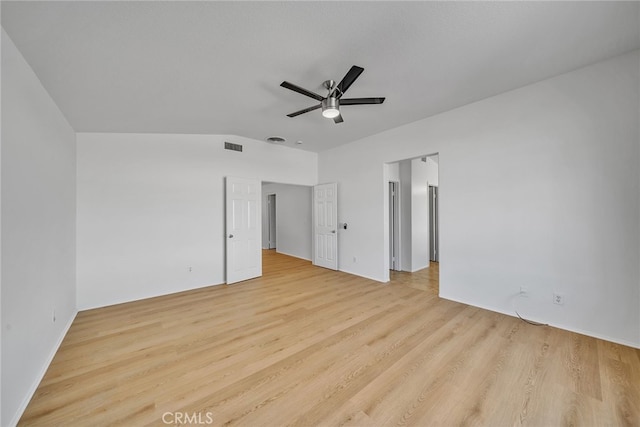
229 234 234 238
331 230 336 234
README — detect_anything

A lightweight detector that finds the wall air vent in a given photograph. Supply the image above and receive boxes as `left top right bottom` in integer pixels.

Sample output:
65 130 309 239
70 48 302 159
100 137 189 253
265 136 286 144
224 142 243 152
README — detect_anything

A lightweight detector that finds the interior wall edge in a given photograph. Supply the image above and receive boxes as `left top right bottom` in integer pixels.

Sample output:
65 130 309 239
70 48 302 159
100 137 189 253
8 310 78 427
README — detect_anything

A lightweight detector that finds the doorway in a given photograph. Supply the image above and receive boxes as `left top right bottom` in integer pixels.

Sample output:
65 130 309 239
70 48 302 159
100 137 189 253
261 182 313 261
385 153 439 291
267 193 276 249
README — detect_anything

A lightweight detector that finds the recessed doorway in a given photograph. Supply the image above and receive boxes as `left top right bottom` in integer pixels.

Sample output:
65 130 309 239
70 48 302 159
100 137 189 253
261 182 313 262
385 153 439 293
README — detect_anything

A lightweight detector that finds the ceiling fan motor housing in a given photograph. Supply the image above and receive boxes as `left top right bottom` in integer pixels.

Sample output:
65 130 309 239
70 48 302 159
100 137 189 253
321 97 340 118
322 97 339 110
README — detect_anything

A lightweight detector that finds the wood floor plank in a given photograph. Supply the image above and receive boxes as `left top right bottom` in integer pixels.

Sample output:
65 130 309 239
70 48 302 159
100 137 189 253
18 250 640 426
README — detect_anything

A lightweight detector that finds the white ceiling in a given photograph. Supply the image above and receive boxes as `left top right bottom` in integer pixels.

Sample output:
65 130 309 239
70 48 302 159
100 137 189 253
2 1 639 153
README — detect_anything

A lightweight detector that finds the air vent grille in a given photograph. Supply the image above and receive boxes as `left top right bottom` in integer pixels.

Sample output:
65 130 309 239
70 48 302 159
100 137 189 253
266 136 286 144
224 142 243 152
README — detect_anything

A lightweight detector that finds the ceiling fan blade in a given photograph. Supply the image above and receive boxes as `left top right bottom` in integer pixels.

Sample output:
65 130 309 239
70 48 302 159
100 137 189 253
280 81 324 101
286 104 321 118
340 97 385 105
334 66 364 98
333 113 344 124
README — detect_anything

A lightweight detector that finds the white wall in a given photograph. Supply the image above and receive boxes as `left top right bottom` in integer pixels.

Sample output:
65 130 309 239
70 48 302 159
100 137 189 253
1 30 77 426
387 162 400 182
399 160 412 271
76 133 317 310
319 50 640 347
1 27 4 427
411 158 429 271
394 157 438 272
261 183 312 260
426 155 439 186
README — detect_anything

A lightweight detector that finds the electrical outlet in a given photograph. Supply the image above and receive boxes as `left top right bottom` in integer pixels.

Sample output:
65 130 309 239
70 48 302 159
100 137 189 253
188 266 192 273
53 309 56 322
353 256 357 263
553 293 564 305
519 286 529 297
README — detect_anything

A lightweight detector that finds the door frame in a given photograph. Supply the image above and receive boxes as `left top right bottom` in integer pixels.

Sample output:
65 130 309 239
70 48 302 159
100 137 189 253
267 193 276 249
389 181 401 271
429 184 439 262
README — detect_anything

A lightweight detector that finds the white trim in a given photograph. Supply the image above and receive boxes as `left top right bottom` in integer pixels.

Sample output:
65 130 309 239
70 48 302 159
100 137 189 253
440 294 640 349
389 180 402 272
10 311 78 427
266 192 277 250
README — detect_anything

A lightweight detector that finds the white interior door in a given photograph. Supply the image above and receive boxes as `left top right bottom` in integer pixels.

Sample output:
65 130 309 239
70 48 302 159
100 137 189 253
313 183 338 270
226 177 261 284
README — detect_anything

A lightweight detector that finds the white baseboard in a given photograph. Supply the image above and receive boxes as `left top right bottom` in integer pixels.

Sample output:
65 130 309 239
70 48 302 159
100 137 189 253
9 310 78 427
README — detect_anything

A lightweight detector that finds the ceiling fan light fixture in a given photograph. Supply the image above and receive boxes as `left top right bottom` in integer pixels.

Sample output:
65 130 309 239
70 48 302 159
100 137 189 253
321 97 340 118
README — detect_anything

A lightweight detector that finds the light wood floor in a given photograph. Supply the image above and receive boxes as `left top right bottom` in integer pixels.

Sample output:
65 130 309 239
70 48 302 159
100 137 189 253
20 251 639 426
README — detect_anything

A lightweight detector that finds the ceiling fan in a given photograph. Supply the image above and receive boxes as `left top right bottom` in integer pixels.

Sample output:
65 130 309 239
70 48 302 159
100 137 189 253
280 65 385 124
